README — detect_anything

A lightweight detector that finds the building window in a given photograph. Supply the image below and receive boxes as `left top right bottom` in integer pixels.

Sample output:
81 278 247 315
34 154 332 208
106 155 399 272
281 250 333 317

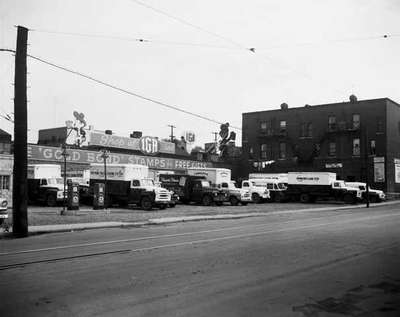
398 122 400 135
279 120 286 133
260 144 267 159
260 121 267 131
307 123 313 137
249 147 254 155
370 140 376 156
353 138 360 156
0 175 10 190
328 142 336 157
328 116 336 131
279 142 286 159
377 118 383 133
352 114 360 129
260 120 273 135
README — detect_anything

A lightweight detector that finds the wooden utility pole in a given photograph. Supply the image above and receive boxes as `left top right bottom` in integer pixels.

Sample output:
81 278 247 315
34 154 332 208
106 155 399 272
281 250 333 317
12 26 29 237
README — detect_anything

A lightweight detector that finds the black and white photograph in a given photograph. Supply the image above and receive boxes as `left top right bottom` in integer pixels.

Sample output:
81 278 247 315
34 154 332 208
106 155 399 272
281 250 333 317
1 0 400 316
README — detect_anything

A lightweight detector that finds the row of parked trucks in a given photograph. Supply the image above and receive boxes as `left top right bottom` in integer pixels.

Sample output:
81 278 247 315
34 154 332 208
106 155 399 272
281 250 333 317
26 164 386 211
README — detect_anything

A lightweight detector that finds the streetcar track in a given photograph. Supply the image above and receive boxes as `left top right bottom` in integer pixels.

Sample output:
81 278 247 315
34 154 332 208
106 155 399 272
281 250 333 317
0 210 388 256
1 212 399 271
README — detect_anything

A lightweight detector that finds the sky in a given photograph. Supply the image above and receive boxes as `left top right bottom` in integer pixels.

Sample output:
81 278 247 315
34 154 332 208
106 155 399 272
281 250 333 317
0 0 400 147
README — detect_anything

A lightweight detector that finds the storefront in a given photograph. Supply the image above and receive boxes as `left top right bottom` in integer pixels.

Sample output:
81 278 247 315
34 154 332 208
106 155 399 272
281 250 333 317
0 154 13 207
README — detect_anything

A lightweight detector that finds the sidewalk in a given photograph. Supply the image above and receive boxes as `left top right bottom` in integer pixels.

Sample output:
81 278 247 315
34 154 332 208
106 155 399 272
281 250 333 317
1 200 399 237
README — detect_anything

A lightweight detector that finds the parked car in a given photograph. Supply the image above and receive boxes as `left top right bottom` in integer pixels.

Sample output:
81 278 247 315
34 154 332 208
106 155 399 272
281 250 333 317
0 197 8 226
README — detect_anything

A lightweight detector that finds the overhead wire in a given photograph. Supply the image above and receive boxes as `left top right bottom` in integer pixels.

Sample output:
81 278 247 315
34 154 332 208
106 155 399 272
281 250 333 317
30 29 243 50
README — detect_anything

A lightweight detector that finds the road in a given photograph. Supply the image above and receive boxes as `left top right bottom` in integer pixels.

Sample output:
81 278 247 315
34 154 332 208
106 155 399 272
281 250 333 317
1 203 400 316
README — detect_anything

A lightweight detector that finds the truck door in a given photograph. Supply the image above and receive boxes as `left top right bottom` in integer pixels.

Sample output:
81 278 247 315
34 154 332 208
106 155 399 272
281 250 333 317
191 180 203 203
130 180 142 203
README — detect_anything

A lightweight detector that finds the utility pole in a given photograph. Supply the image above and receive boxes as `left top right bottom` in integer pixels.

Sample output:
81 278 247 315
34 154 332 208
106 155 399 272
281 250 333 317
100 149 109 209
60 144 69 215
12 26 28 237
168 124 176 142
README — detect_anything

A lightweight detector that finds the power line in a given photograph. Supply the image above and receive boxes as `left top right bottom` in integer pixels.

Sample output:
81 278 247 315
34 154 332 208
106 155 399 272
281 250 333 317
129 0 253 52
257 33 400 51
30 29 242 50
26 53 242 130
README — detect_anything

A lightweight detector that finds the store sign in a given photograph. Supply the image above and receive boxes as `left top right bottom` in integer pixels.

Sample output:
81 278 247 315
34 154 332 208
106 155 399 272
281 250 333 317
139 136 159 155
394 158 400 183
28 145 212 170
325 163 343 168
373 156 385 182
88 132 175 154
184 131 195 143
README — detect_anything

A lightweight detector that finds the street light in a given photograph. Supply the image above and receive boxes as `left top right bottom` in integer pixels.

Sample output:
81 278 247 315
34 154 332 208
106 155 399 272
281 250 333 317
100 148 110 209
60 144 70 215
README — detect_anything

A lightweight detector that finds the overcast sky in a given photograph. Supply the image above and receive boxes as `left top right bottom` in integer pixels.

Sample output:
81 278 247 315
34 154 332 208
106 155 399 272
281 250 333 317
1 0 399 147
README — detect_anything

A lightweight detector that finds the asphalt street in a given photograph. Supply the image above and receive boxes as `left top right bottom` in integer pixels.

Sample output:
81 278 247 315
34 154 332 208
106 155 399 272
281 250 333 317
1 203 400 316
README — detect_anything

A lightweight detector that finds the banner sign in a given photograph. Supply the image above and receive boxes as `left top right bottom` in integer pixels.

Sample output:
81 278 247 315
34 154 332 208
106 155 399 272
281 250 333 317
28 145 212 170
373 157 385 182
395 158 400 184
88 132 175 155
325 163 343 168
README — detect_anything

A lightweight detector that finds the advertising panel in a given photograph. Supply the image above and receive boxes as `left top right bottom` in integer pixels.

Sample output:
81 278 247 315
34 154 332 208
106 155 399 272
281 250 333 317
395 158 400 184
28 145 212 171
88 132 175 154
373 157 385 183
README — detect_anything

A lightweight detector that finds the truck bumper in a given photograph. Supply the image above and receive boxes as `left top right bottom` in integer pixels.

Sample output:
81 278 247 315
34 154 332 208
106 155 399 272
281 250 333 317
0 210 8 219
213 195 228 202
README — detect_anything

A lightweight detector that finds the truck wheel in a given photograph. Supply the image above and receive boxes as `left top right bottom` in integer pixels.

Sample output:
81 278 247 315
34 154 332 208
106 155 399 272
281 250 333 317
252 193 261 204
274 193 283 203
241 202 248 206
369 195 377 203
169 203 176 208
343 194 355 204
46 194 57 207
159 204 167 210
202 195 212 206
0 219 4 226
299 193 310 203
140 197 153 211
230 196 239 206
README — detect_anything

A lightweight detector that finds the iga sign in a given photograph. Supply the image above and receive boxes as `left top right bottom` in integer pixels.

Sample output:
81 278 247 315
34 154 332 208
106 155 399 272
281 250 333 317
139 136 159 155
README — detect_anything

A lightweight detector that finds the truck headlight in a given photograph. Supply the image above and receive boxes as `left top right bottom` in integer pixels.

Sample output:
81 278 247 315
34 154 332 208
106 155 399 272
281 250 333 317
1 201 7 207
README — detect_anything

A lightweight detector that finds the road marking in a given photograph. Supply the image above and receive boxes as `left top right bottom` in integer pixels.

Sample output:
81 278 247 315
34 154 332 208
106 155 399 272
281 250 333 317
1 211 399 270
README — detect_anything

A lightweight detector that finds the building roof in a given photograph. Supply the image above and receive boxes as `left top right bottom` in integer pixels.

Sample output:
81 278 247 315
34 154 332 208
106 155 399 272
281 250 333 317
0 128 11 136
242 97 400 116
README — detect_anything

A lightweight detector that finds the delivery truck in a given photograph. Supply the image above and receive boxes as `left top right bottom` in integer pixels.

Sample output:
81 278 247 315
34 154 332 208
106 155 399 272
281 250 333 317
27 164 66 207
89 164 171 210
284 172 362 204
158 173 227 206
241 179 271 203
187 168 252 205
249 173 288 202
345 182 385 203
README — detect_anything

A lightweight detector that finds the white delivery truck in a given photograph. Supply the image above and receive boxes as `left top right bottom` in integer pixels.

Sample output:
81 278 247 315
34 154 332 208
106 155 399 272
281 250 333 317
249 173 288 202
241 179 271 203
284 172 362 204
89 164 171 210
345 182 385 203
27 164 66 206
187 168 252 205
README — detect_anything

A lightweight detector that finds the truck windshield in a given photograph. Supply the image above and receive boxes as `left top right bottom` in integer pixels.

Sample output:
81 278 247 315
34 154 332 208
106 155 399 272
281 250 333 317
48 178 63 185
278 183 287 190
142 179 154 187
251 182 265 187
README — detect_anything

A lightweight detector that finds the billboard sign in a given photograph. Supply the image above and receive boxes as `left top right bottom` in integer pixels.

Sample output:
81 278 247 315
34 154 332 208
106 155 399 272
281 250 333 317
27 145 212 171
139 136 159 155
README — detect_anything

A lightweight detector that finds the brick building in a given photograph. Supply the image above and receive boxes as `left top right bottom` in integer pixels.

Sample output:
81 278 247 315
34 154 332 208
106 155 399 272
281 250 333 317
242 97 400 193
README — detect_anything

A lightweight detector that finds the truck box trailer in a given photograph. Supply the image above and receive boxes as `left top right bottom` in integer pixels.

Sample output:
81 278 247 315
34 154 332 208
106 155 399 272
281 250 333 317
284 172 362 204
89 164 171 210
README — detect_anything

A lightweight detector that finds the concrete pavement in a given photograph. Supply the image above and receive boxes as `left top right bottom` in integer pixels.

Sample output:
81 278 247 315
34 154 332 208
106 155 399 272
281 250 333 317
1 203 399 316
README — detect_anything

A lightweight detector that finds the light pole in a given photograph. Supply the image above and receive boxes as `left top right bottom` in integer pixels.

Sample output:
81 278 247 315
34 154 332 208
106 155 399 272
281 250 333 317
60 121 76 215
100 148 109 209
60 144 70 215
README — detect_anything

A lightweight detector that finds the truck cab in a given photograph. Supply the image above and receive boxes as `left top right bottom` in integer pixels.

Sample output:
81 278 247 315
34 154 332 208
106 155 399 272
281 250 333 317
241 180 270 203
217 181 252 206
345 182 385 202
27 165 66 207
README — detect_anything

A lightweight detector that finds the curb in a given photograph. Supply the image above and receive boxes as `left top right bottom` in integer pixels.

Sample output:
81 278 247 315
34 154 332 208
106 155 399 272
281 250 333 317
1 200 399 237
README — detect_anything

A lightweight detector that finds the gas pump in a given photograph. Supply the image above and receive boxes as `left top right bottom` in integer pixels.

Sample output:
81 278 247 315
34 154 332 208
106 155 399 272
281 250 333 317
93 182 105 210
67 180 80 210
